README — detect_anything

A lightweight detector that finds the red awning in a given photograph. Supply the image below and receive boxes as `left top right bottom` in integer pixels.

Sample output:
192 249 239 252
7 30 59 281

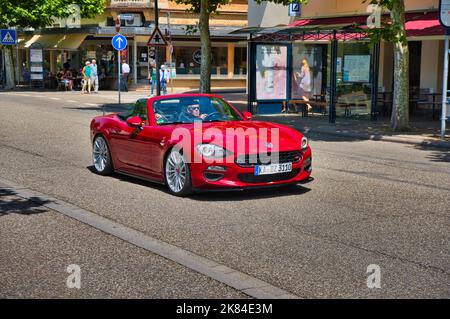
290 11 445 38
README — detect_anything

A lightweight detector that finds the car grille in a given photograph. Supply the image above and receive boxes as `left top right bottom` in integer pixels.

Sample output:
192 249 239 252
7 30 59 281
237 169 301 184
235 151 302 168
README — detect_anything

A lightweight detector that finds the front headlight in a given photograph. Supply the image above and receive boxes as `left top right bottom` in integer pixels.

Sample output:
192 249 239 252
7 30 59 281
301 136 309 150
196 144 232 158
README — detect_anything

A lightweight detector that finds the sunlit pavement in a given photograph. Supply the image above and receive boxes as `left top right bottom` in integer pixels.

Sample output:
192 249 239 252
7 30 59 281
1 91 449 298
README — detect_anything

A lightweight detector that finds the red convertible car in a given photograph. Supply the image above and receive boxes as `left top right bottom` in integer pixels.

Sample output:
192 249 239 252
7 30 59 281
90 94 312 196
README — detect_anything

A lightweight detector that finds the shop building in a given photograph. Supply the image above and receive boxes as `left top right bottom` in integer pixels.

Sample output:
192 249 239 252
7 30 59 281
13 0 248 90
243 0 450 121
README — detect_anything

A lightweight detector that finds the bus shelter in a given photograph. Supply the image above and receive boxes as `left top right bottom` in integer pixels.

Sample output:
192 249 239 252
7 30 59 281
231 24 380 123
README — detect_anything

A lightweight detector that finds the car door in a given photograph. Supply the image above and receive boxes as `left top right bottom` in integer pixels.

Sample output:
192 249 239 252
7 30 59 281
109 99 160 179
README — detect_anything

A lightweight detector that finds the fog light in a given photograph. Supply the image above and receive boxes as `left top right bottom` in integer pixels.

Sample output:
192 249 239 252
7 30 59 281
204 172 225 181
303 157 312 173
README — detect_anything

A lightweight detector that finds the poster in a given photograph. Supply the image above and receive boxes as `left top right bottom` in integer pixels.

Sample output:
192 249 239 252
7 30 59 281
256 45 287 100
291 44 323 99
336 57 342 73
343 55 371 83
30 49 43 63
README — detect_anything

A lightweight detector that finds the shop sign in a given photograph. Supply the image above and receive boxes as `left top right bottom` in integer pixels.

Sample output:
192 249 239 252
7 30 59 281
119 13 134 21
193 49 202 64
30 73 44 80
30 49 43 63
110 0 151 8
288 3 301 17
439 0 450 28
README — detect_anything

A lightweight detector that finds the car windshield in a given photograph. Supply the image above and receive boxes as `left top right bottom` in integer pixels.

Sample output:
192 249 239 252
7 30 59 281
153 97 243 125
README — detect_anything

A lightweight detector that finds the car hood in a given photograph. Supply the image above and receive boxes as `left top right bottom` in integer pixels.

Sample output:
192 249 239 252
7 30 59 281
172 121 303 154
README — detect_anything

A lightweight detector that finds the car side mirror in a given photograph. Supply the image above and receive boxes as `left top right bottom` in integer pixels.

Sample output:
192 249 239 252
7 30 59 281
242 111 253 121
126 116 143 127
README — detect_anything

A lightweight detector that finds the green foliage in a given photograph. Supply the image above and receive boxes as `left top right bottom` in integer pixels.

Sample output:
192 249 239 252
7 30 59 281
0 0 106 29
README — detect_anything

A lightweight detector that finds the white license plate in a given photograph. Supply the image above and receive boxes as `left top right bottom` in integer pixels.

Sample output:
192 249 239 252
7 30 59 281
254 163 293 176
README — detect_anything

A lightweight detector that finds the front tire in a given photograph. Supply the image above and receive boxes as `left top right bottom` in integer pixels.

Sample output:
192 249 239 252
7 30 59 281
165 148 193 197
92 135 114 175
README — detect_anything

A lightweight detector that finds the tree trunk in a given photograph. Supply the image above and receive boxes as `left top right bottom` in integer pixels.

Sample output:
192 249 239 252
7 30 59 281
390 0 410 131
3 46 15 90
199 0 211 93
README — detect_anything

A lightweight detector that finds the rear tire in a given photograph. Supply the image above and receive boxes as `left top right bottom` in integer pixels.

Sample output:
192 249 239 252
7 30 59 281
92 135 114 175
164 148 193 197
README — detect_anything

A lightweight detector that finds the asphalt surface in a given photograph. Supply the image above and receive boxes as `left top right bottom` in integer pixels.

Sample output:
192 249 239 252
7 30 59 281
0 91 449 298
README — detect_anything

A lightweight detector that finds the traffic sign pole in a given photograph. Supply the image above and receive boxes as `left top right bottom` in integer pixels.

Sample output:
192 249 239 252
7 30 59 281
112 33 127 106
154 0 161 96
118 50 121 106
439 0 450 139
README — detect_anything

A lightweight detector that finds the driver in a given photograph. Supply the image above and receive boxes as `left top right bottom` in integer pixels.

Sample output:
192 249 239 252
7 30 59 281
186 103 208 120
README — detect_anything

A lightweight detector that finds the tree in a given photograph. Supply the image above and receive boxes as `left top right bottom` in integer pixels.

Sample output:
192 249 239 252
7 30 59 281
0 0 105 89
177 0 410 131
175 0 301 93
364 0 409 130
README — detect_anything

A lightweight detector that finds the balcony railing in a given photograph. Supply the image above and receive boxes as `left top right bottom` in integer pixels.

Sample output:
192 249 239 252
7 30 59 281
108 0 152 8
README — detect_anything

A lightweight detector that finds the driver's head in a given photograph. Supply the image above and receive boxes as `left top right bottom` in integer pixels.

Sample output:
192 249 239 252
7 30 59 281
186 103 201 117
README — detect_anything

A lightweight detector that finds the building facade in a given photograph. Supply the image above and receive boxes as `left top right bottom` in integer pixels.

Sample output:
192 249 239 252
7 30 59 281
245 0 448 120
14 0 248 90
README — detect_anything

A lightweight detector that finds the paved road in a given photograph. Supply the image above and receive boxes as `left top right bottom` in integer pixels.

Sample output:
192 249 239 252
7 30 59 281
1 91 449 298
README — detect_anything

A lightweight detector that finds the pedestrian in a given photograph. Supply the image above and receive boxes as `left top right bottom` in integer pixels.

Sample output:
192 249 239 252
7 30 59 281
121 60 130 92
148 61 157 97
82 61 92 94
160 64 169 95
90 59 99 93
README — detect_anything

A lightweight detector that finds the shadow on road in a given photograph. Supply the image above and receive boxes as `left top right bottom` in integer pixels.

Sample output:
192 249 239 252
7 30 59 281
413 144 450 163
191 184 312 201
0 188 51 217
86 165 168 192
86 166 313 200
64 103 133 113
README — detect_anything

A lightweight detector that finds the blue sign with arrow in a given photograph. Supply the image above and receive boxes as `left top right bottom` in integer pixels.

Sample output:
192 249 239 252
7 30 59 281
112 33 127 51
1 29 17 45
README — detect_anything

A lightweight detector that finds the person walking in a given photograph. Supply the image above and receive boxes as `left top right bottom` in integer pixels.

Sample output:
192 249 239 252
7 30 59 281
160 64 169 95
90 59 99 93
121 60 130 92
148 61 157 97
81 61 92 94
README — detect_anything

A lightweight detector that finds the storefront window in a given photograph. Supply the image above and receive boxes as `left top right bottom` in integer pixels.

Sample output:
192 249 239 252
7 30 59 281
172 46 229 76
255 45 288 100
234 47 247 76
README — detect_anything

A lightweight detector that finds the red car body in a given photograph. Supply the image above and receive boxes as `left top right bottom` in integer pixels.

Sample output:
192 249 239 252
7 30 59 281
90 94 312 192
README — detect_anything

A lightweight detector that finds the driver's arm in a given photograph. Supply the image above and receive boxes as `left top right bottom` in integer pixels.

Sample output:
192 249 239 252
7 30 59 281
155 113 167 124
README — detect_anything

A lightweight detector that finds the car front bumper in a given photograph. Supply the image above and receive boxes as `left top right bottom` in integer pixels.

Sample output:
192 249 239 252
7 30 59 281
190 148 313 190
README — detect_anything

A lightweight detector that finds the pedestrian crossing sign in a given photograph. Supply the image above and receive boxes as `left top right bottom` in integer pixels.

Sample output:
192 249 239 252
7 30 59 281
147 27 167 47
1 29 17 45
